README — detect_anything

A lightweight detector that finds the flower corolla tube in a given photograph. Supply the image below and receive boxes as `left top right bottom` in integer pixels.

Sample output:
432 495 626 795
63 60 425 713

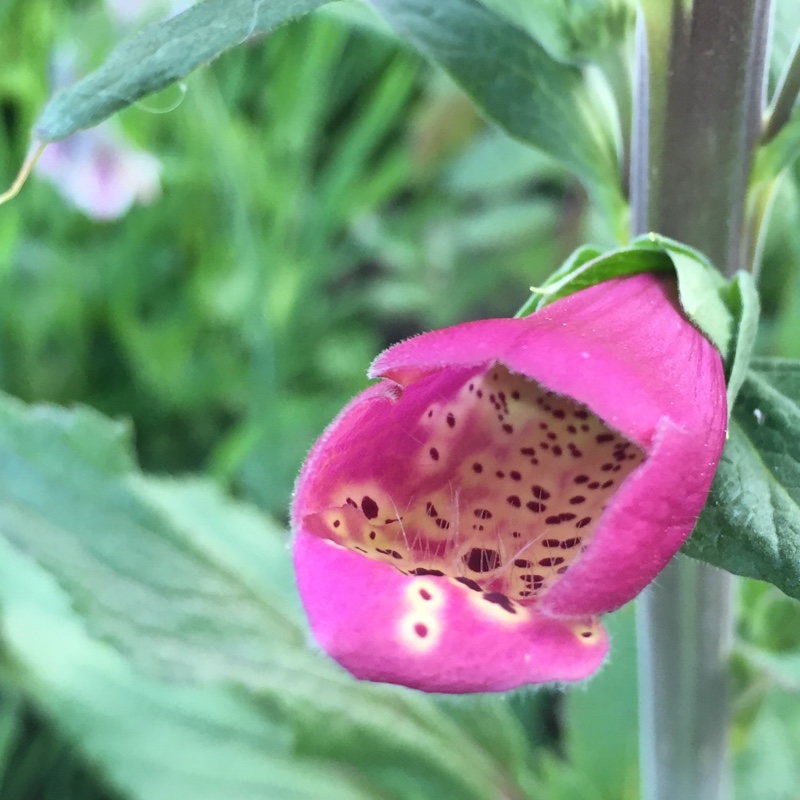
292 274 727 693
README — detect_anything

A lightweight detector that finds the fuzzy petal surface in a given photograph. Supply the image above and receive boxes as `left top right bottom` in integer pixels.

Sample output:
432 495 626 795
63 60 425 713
294 530 607 692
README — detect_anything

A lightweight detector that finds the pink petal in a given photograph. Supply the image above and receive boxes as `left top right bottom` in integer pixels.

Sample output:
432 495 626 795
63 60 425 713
370 274 727 615
294 530 607 692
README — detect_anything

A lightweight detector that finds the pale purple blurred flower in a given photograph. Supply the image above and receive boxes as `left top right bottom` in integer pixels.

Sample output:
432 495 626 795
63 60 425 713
36 127 162 220
35 38 163 221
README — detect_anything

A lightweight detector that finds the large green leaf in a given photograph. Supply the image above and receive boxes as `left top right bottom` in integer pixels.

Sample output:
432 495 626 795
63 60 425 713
0 393 538 800
35 0 332 141
368 0 627 230
684 359 800 600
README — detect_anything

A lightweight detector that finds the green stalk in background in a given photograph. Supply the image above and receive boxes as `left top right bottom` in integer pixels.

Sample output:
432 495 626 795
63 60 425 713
633 1 772 798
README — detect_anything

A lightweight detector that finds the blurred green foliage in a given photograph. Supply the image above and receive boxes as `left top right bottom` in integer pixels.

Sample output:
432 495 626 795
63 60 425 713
1 1 800 798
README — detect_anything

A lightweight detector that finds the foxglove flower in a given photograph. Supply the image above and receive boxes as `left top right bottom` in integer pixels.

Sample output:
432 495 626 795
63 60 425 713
292 273 727 692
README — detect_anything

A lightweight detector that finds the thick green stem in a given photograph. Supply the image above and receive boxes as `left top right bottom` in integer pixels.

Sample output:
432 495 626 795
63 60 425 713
631 1 772 798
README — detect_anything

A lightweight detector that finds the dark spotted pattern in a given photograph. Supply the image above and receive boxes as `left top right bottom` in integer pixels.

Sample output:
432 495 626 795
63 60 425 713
318 362 645 602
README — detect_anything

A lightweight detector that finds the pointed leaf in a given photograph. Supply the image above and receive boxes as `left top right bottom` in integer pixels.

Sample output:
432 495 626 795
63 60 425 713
684 359 800 600
36 0 332 141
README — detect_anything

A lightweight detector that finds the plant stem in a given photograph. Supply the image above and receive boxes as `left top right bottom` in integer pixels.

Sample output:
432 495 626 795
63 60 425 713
631 1 772 799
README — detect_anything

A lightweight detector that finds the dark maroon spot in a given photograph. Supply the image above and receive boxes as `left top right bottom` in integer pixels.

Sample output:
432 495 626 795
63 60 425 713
539 422 549 430
512 530 522 538
346 497 358 508
427 410 433 419
496 470 505 478
576 517 592 528
547 432 557 440
484 592 517 614
581 424 590 432
569 446 584 458
446 413 456 428
511 391 520 400
560 513 577 522
613 465 622 472
464 548 501 572
355 546 368 553
527 501 546 513
557 566 569 574
562 537 583 548
414 623 429 638
596 433 615 443
567 424 577 434
570 495 586 505
361 496 379 519
553 409 566 420
430 447 440 461
476 390 484 398
507 495 522 508
530 458 539 465
502 424 514 434
542 538 562 547
575 410 589 420
368 531 377 540
601 462 614 471
574 475 589 484
472 462 483 474
602 479 614 489
514 559 533 568
581 631 593 638
552 446 563 456
588 481 600 489
469 383 474 391
410 567 445 576
520 590 533 597
419 588 433 601
520 447 536 455
435 518 451 530
531 574 545 586
456 577 483 592
539 556 565 567
531 485 551 500
545 515 563 525
540 442 550 450
425 502 438 518
492 372 498 380
332 520 341 528
510 470 522 481
474 508 493 520
377 548 403 559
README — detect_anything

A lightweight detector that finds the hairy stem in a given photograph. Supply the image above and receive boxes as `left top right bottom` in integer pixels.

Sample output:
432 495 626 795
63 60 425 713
631 1 772 798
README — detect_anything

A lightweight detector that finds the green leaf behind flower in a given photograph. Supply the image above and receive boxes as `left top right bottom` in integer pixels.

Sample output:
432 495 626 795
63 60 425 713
684 359 800 602
368 0 627 230
0 393 539 800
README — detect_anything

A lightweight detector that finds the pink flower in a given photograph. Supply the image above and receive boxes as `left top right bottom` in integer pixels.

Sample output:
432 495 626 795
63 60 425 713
36 126 161 221
292 274 727 693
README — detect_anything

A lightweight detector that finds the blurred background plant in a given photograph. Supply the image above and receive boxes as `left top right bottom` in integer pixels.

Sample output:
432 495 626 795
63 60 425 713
1 1 800 798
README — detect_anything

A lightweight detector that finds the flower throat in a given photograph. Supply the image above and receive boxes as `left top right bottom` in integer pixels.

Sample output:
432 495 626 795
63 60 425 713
309 364 646 603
